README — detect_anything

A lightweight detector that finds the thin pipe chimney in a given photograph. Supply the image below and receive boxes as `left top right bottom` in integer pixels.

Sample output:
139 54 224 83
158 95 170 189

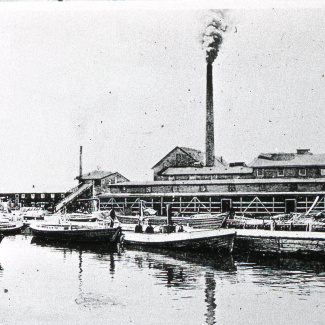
206 63 215 167
79 146 83 183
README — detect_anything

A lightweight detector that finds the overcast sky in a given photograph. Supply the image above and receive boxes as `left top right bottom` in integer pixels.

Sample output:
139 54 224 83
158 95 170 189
0 2 325 191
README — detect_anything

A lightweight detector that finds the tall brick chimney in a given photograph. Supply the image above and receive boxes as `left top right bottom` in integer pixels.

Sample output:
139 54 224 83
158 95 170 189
79 146 83 183
206 63 215 167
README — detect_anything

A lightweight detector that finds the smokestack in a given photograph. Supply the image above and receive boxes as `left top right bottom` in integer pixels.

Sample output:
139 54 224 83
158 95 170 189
206 63 214 167
202 10 227 167
79 146 83 182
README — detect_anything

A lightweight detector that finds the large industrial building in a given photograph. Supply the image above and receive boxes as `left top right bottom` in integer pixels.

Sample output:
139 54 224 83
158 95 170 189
54 63 325 217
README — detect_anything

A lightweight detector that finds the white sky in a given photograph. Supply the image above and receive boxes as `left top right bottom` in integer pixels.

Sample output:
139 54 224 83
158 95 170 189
0 1 325 191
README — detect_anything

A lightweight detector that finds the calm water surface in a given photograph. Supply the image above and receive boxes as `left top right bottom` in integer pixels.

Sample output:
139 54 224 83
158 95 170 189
1 235 325 324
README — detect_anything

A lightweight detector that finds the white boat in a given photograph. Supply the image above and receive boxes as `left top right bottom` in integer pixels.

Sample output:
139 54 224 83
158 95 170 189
123 227 236 253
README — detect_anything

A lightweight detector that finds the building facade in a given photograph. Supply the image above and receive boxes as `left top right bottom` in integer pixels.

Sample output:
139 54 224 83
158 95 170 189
98 148 325 217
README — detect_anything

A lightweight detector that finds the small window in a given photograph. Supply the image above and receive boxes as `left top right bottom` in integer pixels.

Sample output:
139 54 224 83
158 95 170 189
31 194 35 199
277 169 284 177
189 175 195 180
228 184 236 192
146 187 152 193
51 194 55 198
168 176 175 181
299 168 306 176
122 187 126 193
21 194 25 199
321 169 325 176
257 169 264 177
41 194 45 199
61 194 65 198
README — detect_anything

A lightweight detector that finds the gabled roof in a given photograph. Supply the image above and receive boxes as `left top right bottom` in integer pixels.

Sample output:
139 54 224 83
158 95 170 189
78 170 117 180
249 152 325 168
152 147 204 169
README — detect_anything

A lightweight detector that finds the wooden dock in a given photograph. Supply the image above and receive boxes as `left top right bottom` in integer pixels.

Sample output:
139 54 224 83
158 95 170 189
235 229 325 255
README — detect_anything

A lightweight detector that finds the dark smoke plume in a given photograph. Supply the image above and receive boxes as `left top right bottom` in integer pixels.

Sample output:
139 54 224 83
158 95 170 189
202 10 228 64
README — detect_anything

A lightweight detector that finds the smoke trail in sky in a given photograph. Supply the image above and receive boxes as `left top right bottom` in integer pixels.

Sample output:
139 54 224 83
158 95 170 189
202 10 228 64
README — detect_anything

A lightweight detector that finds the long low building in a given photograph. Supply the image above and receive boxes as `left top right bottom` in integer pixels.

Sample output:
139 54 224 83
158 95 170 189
95 148 325 217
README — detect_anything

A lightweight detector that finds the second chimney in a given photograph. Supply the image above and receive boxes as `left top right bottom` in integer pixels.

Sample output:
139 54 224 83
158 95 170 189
79 146 83 183
206 63 215 167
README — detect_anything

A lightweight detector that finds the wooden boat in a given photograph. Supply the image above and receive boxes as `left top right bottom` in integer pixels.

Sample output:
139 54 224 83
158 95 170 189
66 213 98 222
30 223 122 243
123 227 236 253
21 207 46 221
0 221 24 235
116 213 229 230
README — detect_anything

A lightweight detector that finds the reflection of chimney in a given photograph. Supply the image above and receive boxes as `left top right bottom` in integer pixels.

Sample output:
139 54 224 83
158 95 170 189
206 63 215 167
79 146 83 183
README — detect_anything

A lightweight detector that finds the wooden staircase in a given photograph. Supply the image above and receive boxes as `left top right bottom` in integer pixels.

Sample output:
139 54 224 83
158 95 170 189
54 183 92 213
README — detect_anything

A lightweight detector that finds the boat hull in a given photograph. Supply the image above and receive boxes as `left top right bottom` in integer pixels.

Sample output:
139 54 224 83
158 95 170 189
123 229 235 253
30 224 122 243
0 223 24 235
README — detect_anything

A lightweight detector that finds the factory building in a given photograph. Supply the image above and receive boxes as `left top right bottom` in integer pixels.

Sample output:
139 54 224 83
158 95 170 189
96 61 325 217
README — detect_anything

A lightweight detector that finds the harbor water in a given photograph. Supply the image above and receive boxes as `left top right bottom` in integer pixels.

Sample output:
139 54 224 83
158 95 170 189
1 235 325 324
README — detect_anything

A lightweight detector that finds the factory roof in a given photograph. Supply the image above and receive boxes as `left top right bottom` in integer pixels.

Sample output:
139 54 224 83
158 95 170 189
249 150 325 167
99 177 325 189
161 165 253 176
152 147 204 169
77 170 118 180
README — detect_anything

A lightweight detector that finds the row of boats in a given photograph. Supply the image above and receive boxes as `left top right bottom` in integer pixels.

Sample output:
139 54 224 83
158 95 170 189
2 206 325 255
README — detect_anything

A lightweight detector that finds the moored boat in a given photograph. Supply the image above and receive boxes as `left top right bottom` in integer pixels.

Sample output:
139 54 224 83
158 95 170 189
30 223 122 243
0 221 24 235
123 227 236 253
67 213 98 222
117 213 229 230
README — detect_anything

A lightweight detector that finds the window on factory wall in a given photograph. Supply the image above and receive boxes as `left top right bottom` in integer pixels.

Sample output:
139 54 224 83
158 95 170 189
146 187 152 193
277 169 284 177
51 194 55 199
31 194 35 199
41 194 45 199
61 194 65 198
21 194 25 199
257 169 264 177
299 168 306 176
168 176 175 181
321 169 325 176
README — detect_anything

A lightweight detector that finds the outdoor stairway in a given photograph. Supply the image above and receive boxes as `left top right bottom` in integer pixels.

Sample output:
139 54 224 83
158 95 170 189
54 183 92 212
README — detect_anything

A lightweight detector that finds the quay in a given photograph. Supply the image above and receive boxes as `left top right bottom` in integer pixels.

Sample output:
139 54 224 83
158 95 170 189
235 229 325 255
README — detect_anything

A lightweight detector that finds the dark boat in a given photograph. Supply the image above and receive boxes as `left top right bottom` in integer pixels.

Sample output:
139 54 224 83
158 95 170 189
30 223 122 243
123 227 236 253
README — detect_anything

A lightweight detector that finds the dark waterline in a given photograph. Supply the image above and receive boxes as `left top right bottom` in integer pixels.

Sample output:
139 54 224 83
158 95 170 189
1 235 325 324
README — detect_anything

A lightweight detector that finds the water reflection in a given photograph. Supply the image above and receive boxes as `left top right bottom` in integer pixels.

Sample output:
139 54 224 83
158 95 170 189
235 253 325 298
25 236 325 324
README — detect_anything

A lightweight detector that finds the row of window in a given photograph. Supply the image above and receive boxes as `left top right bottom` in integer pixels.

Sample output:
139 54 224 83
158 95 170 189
16 194 65 199
257 168 308 177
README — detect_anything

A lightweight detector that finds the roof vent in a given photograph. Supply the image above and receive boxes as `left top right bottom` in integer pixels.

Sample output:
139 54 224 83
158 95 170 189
296 149 310 155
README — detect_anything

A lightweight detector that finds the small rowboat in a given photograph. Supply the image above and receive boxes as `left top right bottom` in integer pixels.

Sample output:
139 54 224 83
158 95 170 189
30 223 122 243
123 228 236 253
